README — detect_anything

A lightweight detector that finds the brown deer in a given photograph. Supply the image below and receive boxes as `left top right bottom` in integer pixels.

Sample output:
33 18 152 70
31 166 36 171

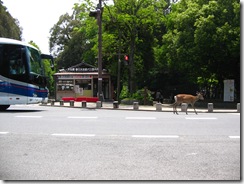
173 92 204 115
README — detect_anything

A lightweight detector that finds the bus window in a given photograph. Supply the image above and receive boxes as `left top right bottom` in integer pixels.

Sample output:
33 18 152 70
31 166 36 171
9 47 27 75
27 47 43 75
0 44 27 78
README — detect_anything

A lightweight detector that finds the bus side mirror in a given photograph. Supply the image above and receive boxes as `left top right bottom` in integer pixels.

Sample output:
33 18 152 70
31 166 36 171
41 54 54 70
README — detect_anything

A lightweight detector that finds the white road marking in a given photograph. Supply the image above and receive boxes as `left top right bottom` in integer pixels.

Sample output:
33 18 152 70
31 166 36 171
125 117 156 120
0 132 9 134
229 136 240 139
51 133 96 137
228 113 240 115
186 153 198 156
67 116 98 119
185 117 217 120
15 116 43 118
132 135 179 138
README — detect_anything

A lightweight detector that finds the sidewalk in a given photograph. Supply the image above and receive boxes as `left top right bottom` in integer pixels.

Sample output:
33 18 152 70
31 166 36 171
43 101 240 113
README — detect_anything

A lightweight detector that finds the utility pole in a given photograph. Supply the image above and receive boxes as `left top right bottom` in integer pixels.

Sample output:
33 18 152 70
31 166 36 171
89 0 103 103
97 0 103 103
116 29 121 102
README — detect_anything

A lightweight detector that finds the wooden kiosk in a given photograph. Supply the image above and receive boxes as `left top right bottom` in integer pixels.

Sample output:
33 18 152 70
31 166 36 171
53 62 113 101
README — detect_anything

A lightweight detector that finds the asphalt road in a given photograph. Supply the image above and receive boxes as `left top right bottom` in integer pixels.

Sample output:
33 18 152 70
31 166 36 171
0 105 240 180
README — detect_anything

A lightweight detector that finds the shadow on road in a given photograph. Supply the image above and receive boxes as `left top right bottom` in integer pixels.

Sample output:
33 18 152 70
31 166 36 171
0 109 45 113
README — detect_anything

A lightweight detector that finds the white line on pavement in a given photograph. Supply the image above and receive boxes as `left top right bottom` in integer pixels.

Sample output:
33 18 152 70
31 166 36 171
51 133 96 137
185 117 217 120
0 132 9 134
125 117 156 120
229 136 240 139
67 116 98 119
228 113 240 115
15 116 43 118
132 135 179 138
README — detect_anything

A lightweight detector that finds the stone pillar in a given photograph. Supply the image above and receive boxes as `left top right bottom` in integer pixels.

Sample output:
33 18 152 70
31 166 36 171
113 101 119 109
70 100 74 107
133 102 139 110
82 101 87 108
51 100 55 106
156 103 162 112
96 101 102 109
237 103 240 113
208 103 213 112
181 103 188 112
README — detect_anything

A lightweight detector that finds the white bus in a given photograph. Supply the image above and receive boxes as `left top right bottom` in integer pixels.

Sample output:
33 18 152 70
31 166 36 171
0 38 54 110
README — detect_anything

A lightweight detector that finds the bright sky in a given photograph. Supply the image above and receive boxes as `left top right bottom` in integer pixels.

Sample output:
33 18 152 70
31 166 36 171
2 0 80 54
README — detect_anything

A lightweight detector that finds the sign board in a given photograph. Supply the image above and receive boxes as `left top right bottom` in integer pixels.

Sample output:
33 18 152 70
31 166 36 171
67 67 98 72
57 75 92 80
223 80 234 102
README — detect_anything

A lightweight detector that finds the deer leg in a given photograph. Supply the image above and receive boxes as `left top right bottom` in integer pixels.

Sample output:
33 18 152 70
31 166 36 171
173 102 178 115
192 103 198 115
175 103 179 115
173 102 176 114
185 103 188 115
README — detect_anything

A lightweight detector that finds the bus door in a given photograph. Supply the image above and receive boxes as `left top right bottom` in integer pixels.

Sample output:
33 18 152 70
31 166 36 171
0 44 9 105
7 45 29 104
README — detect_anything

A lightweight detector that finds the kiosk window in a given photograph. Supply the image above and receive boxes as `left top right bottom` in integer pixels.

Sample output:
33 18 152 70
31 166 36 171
57 80 74 91
75 79 91 90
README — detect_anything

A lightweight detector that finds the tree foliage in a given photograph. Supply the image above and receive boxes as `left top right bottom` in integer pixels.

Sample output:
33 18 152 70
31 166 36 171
49 0 240 100
49 0 97 69
0 0 22 39
159 0 240 98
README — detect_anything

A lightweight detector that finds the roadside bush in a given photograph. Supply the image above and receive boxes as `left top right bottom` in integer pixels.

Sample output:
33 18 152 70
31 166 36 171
120 86 153 105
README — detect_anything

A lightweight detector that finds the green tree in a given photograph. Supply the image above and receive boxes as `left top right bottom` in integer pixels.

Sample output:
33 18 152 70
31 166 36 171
160 0 240 99
49 0 97 69
103 0 167 94
0 0 22 39
48 0 240 101
194 0 240 97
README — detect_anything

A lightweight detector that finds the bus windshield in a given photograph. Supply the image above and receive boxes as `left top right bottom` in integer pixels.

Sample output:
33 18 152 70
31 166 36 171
27 47 43 75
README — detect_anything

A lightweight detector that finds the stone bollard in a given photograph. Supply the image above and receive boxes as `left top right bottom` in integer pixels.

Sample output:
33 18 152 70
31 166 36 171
208 103 213 112
113 101 119 109
237 103 240 113
70 100 74 107
156 103 162 112
181 103 188 112
51 100 55 106
60 100 64 106
133 102 139 110
96 101 102 109
81 101 87 108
